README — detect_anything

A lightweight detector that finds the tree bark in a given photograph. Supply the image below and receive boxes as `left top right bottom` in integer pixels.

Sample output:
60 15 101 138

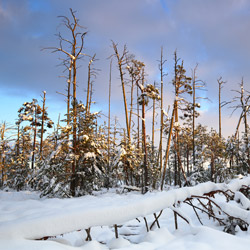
31 106 37 169
40 91 46 157
141 70 148 193
192 69 196 167
161 101 176 190
112 43 130 140
107 59 112 185
152 82 156 153
158 47 164 173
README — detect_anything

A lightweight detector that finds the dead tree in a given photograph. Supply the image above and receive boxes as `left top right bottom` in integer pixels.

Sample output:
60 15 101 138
31 105 38 170
141 70 148 193
191 65 206 169
231 79 250 169
39 91 46 157
107 59 112 185
152 81 156 153
217 77 227 139
161 103 175 190
158 47 167 173
128 59 160 192
128 59 148 191
43 8 87 196
0 122 10 185
86 54 98 114
112 42 131 140
16 121 20 157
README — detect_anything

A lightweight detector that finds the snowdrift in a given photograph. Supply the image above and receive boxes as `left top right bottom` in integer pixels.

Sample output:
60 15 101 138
0 177 250 241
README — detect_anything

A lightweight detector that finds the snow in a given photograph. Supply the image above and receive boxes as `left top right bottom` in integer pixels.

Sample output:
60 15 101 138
81 135 89 141
217 200 250 224
0 177 250 250
107 237 130 249
84 152 96 159
137 83 144 91
234 191 250 209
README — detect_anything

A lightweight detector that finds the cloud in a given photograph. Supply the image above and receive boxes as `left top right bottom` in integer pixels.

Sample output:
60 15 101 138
0 0 249 138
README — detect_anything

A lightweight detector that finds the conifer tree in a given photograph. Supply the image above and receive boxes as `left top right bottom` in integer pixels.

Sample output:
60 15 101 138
161 52 192 189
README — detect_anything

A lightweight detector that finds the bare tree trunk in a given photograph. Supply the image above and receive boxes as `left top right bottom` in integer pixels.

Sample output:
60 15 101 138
237 132 240 166
174 53 180 186
211 154 215 182
241 79 250 168
161 101 176 190
71 55 77 196
89 81 93 112
151 82 157 189
112 42 130 140
244 111 249 168
0 123 6 186
141 70 148 193
43 9 87 196
86 55 95 114
40 91 46 157
31 106 37 169
174 151 177 186
142 93 148 192
137 85 140 149
152 81 156 152
107 59 112 185
67 60 72 128
16 123 20 156
123 129 129 185
218 81 222 139
234 111 244 140
129 77 134 133
217 77 226 139
158 47 165 173
173 137 188 184
55 113 60 150
192 68 196 167
114 117 117 152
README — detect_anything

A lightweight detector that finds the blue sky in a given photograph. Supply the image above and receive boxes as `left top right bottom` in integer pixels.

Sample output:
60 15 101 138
0 0 250 137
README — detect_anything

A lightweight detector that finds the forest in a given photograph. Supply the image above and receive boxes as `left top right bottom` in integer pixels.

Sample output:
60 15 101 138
0 8 249 198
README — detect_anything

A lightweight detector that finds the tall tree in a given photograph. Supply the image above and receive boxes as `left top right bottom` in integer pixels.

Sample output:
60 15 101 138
86 54 97 114
217 77 227 138
44 9 87 196
231 79 250 169
39 91 54 158
112 42 131 140
191 65 206 169
107 59 112 186
158 47 167 173
18 99 41 169
161 51 192 189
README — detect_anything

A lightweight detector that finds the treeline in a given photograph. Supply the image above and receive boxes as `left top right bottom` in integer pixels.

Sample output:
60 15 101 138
0 9 249 197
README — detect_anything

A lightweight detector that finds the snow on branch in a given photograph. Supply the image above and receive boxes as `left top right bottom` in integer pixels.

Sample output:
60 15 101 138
0 177 249 241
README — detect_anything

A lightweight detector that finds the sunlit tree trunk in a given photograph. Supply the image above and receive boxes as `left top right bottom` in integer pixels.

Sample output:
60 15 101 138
141 70 148 193
152 81 156 153
31 106 37 170
158 47 166 173
107 59 112 185
112 42 130 140
192 68 196 168
40 91 46 157
161 102 176 190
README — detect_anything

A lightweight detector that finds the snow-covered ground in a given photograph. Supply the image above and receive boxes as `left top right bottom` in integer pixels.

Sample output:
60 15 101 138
1 177 250 250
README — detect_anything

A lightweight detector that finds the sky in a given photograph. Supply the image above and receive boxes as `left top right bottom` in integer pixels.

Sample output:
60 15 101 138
0 0 250 138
